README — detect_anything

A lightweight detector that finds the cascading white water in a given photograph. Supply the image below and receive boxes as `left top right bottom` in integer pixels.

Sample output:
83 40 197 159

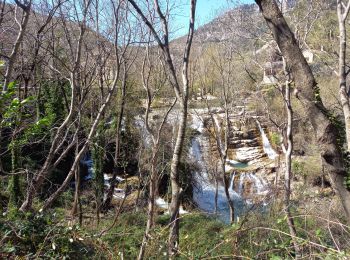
191 114 235 219
250 174 268 195
134 115 152 148
238 174 244 194
256 120 278 160
134 110 271 222
155 197 188 214
229 172 236 190
190 113 270 223
233 173 268 195
213 114 221 134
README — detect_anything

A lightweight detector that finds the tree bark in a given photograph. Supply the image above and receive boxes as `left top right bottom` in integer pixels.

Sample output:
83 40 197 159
128 0 196 255
337 0 350 151
71 139 81 219
255 0 350 221
3 0 32 92
102 64 127 211
42 76 120 210
138 147 158 260
168 104 187 255
283 81 301 257
20 17 86 211
138 45 177 258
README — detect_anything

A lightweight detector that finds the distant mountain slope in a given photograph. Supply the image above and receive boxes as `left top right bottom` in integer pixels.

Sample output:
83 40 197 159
172 4 261 47
171 0 299 48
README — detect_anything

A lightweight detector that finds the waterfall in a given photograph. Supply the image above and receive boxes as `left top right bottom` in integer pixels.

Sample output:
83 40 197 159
134 116 152 148
191 113 204 133
250 174 268 195
137 110 272 222
213 114 221 134
80 153 94 181
190 113 249 222
230 172 268 197
256 120 277 160
229 172 236 190
238 174 244 194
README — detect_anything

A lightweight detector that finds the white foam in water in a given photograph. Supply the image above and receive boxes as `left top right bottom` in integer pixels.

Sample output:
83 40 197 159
155 197 189 214
134 115 152 147
116 176 125 182
190 114 245 222
113 188 126 199
229 172 236 190
191 113 204 133
256 120 278 160
213 114 221 134
155 197 169 209
226 159 241 165
250 174 268 195
231 172 269 197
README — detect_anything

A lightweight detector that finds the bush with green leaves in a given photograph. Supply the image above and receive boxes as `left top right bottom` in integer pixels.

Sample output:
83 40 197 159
0 211 102 259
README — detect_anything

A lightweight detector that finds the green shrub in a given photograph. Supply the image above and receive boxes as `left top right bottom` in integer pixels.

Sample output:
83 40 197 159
0 211 100 259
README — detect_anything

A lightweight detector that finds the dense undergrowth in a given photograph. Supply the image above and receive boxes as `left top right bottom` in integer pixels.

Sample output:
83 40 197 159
1 192 349 259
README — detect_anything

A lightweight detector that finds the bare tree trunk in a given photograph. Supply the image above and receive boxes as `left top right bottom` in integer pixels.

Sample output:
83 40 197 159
208 92 234 224
138 42 176 258
3 0 32 92
283 81 301 257
255 0 350 222
19 0 114 212
71 165 81 219
222 164 234 223
19 0 93 211
42 62 121 210
0 0 6 27
214 165 219 214
135 147 143 212
71 139 80 218
138 149 157 260
168 105 187 255
127 0 196 255
20 16 86 211
223 105 234 223
337 0 350 151
102 65 127 211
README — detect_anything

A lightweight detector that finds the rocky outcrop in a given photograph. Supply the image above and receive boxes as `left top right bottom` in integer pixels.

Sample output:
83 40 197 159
235 147 264 163
197 110 278 168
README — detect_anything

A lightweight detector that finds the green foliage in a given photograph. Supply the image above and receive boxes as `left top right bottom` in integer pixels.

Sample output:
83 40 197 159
0 81 61 145
0 83 35 129
39 80 67 125
0 82 16 114
0 211 99 259
55 190 74 209
269 131 281 147
306 10 337 51
292 160 306 178
7 139 22 209
178 215 230 258
101 213 231 259
97 208 350 259
233 207 350 259
102 211 146 258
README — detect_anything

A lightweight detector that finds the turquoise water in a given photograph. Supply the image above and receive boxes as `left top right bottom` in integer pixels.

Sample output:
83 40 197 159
226 159 248 169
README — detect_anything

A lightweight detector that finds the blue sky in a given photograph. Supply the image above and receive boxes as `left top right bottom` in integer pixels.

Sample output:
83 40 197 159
172 0 255 37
